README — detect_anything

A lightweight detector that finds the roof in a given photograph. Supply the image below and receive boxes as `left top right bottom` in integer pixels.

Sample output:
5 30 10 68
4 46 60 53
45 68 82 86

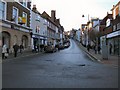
100 14 113 25
111 1 120 11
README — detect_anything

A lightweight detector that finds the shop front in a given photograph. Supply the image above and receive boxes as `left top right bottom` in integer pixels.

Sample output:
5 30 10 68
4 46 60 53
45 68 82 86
107 30 120 56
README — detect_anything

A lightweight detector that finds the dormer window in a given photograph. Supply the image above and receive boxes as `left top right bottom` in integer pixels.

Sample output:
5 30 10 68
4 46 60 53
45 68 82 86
106 19 111 27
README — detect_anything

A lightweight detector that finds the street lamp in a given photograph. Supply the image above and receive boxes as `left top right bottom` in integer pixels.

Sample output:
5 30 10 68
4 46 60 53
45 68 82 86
82 14 90 46
82 14 90 21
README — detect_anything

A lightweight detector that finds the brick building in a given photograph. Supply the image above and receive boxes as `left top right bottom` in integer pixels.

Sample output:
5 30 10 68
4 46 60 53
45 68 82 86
1 0 32 53
107 1 120 56
100 1 120 56
41 10 64 46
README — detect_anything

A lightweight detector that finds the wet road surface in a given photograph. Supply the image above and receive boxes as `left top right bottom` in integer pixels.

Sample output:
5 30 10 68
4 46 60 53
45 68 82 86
2 39 118 88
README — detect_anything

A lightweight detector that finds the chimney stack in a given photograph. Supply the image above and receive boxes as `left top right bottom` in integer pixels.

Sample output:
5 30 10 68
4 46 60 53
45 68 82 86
51 10 56 22
32 5 37 12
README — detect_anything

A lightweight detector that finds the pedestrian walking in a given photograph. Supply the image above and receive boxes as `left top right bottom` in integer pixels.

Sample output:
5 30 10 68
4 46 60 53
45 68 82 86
87 44 90 52
34 45 39 53
98 45 101 54
2 44 8 59
93 44 97 54
19 44 24 54
13 43 19 57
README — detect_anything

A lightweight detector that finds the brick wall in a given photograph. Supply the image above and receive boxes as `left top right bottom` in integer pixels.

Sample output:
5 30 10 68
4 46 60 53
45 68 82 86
6 2 30 27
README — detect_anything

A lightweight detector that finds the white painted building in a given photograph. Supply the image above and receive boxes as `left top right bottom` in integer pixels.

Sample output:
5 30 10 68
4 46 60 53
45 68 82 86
30 5 47 49
75 29 81 42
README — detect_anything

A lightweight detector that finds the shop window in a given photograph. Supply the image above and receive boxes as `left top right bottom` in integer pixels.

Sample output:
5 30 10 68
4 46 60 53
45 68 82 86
117 23 120 30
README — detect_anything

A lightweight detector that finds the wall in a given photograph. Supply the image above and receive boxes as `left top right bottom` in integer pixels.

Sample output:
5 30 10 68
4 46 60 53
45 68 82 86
6 2 30 27
2 27 31 53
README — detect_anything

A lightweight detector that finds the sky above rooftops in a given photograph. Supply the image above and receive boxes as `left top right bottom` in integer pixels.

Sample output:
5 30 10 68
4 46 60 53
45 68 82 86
32 0 119 31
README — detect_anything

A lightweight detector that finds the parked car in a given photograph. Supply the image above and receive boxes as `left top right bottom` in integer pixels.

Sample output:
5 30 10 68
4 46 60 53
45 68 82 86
44 45 56 53
55 43 64 50
64 42 70 48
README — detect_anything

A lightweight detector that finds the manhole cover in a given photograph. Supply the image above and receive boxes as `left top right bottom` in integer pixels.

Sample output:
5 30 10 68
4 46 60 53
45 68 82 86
45 60 52 61
77 64 86 66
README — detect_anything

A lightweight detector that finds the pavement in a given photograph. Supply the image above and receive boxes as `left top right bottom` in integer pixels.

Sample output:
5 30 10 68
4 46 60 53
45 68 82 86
75 40 119 67
2 50 44 62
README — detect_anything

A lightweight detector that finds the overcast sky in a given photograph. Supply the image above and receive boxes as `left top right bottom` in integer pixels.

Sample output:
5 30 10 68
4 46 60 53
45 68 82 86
31 0 119 31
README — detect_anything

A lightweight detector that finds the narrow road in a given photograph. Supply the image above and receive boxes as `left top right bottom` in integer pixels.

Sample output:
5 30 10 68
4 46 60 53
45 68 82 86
2 39 118 88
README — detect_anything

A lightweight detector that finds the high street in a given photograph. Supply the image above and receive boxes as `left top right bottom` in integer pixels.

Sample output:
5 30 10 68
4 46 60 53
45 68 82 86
2 39 118 88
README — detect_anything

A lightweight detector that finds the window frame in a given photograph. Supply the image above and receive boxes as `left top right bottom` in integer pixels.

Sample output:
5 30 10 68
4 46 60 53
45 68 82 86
22 11 27 26
22 0 27 8
12 6 18 24
0 0 6 20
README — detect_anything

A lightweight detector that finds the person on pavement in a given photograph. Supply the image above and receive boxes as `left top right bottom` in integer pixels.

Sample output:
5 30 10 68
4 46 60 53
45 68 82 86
98 45 101 54
13 43 19 57
93 44 97 54
87 44 90 52
2 44 8 59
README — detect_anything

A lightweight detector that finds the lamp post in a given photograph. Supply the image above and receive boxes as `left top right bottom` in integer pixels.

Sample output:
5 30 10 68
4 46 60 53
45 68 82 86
82 14 90 46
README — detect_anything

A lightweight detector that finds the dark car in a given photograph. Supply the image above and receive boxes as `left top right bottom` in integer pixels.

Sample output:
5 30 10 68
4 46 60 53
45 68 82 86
55 43 64 50
44 45 56 53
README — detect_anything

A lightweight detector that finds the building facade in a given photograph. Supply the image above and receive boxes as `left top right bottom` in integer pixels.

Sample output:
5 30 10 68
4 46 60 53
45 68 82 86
1 0 32 53
107 1 120 56
30 5 47 50
41 10 64 46
75 29 81 42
